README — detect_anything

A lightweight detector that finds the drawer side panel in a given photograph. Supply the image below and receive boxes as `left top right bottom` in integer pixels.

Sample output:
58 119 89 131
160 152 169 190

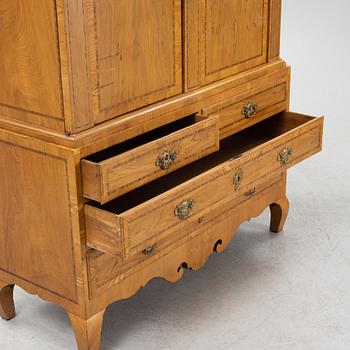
85 205 123 257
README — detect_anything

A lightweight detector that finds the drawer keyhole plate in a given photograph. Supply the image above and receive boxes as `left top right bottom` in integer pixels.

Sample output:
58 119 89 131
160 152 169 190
233 168 244 190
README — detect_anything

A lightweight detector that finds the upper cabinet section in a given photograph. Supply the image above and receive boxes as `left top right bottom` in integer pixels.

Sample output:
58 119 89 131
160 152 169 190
184 0 271 90
87 0 183 125
0 0 281 134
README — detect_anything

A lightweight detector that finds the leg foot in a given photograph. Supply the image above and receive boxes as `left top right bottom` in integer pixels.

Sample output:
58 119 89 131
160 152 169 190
0 282 16 321
270 196 289 233
69 309 106 350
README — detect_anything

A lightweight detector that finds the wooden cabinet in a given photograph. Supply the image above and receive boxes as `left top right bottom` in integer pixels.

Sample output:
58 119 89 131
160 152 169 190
0 2 324 350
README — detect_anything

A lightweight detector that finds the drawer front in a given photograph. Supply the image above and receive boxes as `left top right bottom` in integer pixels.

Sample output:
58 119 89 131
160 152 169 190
84 112 323 260
124 171 284 258
82 115 219 204
202 67 290 139
85 170 284 261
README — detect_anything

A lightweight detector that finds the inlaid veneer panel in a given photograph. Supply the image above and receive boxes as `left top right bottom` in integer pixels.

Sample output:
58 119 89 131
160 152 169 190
0 0 65 131
184 0 269 89
0 132 79 302
86 0 183 124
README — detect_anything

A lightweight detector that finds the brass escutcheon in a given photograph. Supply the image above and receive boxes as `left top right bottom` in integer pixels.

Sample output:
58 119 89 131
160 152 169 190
233 168 244 190
174 199 195 220
241 102 257 119
278 147 293 165
155 150 177 170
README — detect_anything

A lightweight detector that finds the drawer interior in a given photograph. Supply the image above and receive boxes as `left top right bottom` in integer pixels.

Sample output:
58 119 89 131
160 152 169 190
89 112 317 214
85 114 200 163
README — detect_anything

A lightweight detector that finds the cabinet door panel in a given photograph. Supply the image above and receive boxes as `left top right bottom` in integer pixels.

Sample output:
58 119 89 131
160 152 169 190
0 0 65 131
185 0 269 90
87 0 182 124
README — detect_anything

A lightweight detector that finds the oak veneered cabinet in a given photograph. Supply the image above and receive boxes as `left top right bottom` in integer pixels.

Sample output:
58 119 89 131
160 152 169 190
87 0 183 124
0 2 324 350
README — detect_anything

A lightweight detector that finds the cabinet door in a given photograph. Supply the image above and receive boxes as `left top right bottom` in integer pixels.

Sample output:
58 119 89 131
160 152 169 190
184 0 269 90
87 0 182 124
0 0 65 131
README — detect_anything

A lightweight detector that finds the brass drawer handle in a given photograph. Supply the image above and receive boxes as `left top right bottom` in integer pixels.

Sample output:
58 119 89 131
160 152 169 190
278 147 293 165
155 150 177 170
174 199 195 220
244 187 256 197
241 102 257 119
142 243 156 255
233 168 244 190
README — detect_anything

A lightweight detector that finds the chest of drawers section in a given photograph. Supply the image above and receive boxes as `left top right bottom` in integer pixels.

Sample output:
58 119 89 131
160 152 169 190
84 112 323 269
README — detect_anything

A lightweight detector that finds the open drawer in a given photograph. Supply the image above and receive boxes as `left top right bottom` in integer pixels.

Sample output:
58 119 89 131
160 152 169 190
81 115 219 203
84 112 324 259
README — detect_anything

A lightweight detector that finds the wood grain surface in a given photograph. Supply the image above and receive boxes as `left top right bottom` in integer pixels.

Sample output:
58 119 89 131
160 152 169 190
82 115 219 203
0 128 87 317
185 0 269 88
84 112 323 260
202 65 290 138
87 0 183 124
0 0 64 130
85 171 287 308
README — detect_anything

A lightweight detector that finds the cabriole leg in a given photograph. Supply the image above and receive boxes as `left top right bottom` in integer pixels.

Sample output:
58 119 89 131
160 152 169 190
270 196 289 233
0 281 16 321
69 309 106 350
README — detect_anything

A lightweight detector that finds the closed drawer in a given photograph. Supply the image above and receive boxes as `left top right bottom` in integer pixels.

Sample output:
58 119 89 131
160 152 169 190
81 115 219 204
202 67 290 139
84 112 324 260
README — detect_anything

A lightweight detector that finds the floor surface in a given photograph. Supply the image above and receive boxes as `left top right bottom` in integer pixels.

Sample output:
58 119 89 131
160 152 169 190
1 1 350 349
